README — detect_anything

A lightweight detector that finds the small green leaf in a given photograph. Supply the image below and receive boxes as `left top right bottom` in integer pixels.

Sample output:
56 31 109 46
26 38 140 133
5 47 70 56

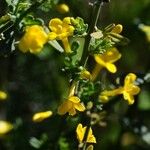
29 137 42 149
22 15 44 26
48 40 64 52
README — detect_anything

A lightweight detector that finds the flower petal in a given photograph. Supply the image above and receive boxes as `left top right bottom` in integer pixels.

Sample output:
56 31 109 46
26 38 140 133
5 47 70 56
58 100 72 115
69 96 80 103
48 32 57 40
0 120 13 135
105 63 117 73
123 92 135 105
124 73 137 87
76 123 86 143
87 127 96 143
74 103 85 112
49 18 62 30
68 107 76 116
32 111 53 122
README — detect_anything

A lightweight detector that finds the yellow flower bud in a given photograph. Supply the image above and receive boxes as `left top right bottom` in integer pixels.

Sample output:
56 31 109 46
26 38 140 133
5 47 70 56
111 24 123 34
32 111 53 122
80 70 91 80
0 91 7 100
56 4 70 14
99 95 109 103
0 120 13 135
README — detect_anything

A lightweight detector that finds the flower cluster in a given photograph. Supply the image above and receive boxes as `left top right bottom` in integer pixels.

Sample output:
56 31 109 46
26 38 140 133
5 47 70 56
16 2 142 150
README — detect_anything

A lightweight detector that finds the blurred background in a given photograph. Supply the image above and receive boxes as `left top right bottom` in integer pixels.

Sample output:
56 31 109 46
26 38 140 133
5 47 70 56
0 0 150 149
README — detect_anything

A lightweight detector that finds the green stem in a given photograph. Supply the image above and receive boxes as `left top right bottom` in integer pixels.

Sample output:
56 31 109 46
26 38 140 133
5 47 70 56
80 0 104 66
79 1 110 150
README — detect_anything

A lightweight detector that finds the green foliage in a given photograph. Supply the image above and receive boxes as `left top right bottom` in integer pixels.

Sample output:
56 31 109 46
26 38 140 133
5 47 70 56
89 37 114 54
39 0 59 12
72 17 88 36
58 137 69 150
22 15 44 26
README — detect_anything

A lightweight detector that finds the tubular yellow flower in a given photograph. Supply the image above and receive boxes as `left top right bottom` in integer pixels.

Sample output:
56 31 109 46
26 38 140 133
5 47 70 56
19 25 48 54
91 47 121 80
0 120 13 135
0 91 7 100
76 123 96 144
56 3 69 14
32 111 53 122
100 73 140 105
58 96 85 116
48 17 75 53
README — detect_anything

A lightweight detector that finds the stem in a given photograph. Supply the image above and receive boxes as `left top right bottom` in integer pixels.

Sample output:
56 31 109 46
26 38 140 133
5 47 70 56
80 0 104 66
79 1 110 150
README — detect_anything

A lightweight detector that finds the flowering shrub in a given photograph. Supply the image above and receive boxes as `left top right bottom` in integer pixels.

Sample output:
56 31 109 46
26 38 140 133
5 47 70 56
0 0 150 150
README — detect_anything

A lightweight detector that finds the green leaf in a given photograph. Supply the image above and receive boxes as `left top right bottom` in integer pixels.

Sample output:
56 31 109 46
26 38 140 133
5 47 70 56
22 15 44 26
72 17 88 36
5 0 19 6
48 40 64 52
58 137 69 150
29 137 42 149
89 37 114 54
138 90 150 110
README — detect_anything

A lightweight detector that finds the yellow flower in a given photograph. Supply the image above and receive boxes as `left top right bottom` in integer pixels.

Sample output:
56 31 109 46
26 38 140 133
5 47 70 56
100 73 140 105
19 25 48 54
32 111 53 122
139 24 150 42
0 91 7 100
91 48 121 80
76 123 96 144
0 120 13 135
56 3 69 14
58 96 85 116
48 17 75 53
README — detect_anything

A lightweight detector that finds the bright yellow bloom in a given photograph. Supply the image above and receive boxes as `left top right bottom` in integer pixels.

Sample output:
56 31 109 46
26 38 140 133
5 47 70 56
139 24 150 42
32 111 53 122
0 91 7 100
56 3 69 14
94 48 121 73
100 73 140 105
91 48 121 80
48 17 75 53
19 25 48 54
58 96 85 116
76 123 96 144
0 120 13 135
